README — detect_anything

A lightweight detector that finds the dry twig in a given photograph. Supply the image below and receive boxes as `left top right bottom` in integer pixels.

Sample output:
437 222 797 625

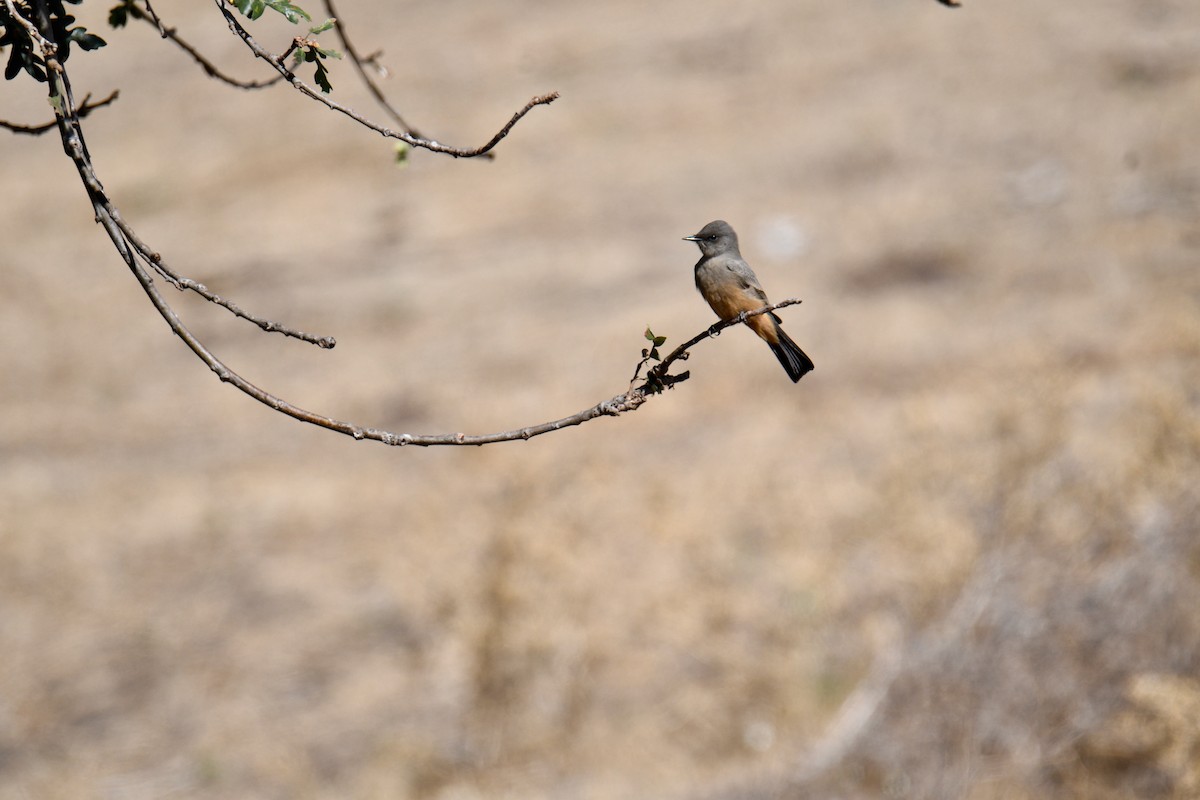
136 0 285 89
213 0 558 159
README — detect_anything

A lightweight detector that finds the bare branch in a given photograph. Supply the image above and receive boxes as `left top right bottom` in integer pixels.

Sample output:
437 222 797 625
212 0 559 159
319 0 421 137
105 209 337 348
137 0 285 90
0 89 118 134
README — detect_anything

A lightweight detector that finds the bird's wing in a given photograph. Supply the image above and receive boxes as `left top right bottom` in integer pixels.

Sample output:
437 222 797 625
726 262 769 302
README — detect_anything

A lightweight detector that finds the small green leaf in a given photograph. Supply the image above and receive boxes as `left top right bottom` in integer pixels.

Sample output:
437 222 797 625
107 3 129 27
649 348 660 360
652 335 667 347
644 327 655 342
264 0 311 23
309 18 335 34
394 142 410 167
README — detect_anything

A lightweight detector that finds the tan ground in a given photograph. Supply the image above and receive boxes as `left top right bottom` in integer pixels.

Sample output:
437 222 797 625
2 0 1199 798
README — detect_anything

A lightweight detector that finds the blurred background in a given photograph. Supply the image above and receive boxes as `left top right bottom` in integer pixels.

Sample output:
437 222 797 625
2 0 1199 797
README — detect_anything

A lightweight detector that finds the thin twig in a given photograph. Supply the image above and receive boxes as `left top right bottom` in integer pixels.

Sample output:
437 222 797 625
0 89 118 134
319 0 420 137
213 0 558 159
106 209 337 348
138 0 285 90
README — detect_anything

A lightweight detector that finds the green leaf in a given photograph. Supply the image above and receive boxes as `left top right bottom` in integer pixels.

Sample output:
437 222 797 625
649 348 660 360
264 0 311 23
644 327 655 342
234 0 265 19
315 45 342 60
652 335 667 347
394 142 410 167
309 18 335 35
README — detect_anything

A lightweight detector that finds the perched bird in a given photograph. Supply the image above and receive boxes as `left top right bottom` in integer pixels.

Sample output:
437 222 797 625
684 220 814 382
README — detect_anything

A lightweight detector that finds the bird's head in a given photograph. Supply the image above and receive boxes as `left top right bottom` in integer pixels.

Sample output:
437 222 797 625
683 219 740 258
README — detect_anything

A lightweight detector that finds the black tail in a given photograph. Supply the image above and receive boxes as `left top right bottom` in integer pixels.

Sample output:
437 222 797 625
768 327 814 383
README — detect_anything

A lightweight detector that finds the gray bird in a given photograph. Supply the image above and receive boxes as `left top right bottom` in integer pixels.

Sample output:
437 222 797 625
685 220 814 382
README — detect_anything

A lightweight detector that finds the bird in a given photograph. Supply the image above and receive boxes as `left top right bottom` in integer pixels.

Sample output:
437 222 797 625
684 220 814 382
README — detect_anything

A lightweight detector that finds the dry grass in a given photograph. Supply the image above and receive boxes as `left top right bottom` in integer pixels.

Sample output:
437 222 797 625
1 0 1198 798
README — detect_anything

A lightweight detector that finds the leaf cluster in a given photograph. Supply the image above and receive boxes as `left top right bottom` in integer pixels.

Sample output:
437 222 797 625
2 0 106 81
4 0 341 92
642 327 667 362
637 327 686 395
290 19 341 93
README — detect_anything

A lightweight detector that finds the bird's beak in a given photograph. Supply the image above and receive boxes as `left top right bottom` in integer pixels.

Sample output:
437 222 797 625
682 235 700 242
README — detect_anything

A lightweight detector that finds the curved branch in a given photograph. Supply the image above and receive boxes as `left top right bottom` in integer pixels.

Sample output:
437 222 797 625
41 55 801 446
27 4 805 448
6 4 334 349
137 0 286 90
213 0 559 159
